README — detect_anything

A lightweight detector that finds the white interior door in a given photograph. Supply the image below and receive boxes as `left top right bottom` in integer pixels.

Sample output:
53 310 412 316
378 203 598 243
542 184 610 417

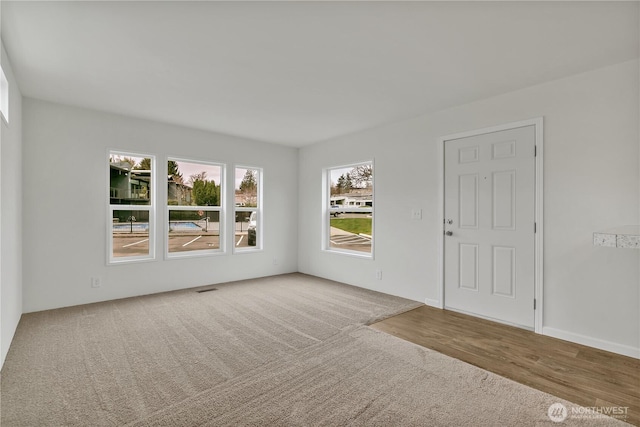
444 125 536 329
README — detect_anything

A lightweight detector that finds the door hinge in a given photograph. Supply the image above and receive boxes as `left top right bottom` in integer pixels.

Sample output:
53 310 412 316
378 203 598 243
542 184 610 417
534 299 537 310
534 146 537 157
534 222 537 233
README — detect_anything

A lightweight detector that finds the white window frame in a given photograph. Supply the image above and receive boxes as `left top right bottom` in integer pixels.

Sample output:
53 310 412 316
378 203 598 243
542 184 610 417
165 157 225 259
233 166 263 253
1 65 8 124
107 150 156 264
323 161 374 258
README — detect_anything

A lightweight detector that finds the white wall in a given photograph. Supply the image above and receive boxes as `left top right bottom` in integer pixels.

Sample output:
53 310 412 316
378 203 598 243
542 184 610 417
22 99 298 312
1 42 23 367
298 59 640 357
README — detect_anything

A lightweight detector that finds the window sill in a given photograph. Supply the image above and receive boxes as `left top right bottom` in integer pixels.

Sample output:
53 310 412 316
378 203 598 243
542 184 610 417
322 248 373 259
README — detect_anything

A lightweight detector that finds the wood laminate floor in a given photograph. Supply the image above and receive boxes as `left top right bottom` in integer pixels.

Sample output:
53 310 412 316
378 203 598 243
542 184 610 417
370 305 640 426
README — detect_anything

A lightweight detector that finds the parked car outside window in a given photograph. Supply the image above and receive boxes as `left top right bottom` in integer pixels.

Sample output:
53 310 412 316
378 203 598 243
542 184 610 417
247 211 257 246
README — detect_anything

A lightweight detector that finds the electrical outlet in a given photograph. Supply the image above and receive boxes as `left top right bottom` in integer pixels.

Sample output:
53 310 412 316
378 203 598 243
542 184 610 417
273 258 278 265
411 209 422 220
91 277 102 288
375 270 382 280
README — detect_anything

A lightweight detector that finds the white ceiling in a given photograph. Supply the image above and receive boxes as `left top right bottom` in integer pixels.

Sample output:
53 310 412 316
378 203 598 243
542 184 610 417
1 1 638 147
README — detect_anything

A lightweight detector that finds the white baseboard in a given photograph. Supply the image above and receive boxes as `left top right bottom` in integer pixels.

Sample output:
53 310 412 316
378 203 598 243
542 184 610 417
542 327 640 359
425 298 442 309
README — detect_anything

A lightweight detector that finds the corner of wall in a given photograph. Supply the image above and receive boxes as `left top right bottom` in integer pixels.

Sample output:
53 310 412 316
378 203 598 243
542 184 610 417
1 41 24 368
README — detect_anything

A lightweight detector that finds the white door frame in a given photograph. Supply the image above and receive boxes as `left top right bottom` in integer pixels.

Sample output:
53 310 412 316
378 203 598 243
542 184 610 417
436 117 544 334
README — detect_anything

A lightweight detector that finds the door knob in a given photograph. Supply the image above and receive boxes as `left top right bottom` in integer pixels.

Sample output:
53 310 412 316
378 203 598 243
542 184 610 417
445 231 453 236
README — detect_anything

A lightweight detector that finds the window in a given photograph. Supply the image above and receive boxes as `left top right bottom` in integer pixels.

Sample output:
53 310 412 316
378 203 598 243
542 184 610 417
109 152 155 263
234 167 262 251
167 158 223 257
1 66 8 123
325 162 373 256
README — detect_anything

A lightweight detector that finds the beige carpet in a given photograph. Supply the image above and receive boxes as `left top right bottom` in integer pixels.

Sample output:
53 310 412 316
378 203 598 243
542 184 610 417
0 274 626 426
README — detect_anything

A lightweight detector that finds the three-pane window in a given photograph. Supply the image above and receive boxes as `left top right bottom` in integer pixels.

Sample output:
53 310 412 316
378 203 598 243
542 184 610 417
108 155 265 263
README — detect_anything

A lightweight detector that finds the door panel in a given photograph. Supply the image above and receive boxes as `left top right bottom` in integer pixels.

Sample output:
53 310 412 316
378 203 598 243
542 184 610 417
444 125 535 328
492 246 516 298
459 243 479 291
492 170 516 230
459 174 479 229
